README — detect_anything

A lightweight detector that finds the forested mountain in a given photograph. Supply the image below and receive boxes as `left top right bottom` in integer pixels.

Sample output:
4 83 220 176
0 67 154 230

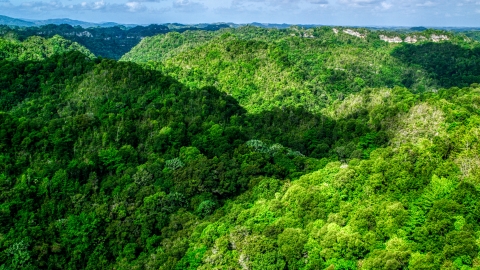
1 25 480 269
462 31 480 42
122 27 480 113
0 15 122 28
0 24 171 59
0 15 35 27
0 35 93 61
0 23 230 59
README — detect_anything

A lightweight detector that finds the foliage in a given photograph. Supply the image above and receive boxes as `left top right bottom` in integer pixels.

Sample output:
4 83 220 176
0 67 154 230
122 26 480 114
0 23 230 59
1 26 480 269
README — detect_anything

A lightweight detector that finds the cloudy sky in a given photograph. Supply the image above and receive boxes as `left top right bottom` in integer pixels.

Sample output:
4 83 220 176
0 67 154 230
1 0 480 26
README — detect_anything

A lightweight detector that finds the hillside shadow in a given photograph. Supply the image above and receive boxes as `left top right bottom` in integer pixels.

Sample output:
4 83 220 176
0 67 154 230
0 51 389 269
7 24 230 59
391 42 480 88
0 51 97 111
0 49 382 163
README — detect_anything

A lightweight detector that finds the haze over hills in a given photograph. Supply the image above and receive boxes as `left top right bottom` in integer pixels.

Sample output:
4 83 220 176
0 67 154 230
2 16 480 269
0 15 35 27
2 14 480 61
3 14 480 31
0 15 125 28
29 19 123 28
0 21 232 59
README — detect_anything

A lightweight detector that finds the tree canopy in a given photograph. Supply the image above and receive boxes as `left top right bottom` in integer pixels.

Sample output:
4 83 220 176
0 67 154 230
1 26 480 269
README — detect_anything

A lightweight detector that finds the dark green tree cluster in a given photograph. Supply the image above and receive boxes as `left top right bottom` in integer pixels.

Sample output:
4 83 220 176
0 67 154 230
392 42 480 88
0 36 94 110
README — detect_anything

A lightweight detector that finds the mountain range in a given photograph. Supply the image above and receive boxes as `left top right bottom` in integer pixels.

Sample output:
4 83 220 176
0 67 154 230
0 15 127 28
1 19 480 269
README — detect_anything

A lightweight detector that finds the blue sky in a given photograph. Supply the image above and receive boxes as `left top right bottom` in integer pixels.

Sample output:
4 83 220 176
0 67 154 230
1 0 480 26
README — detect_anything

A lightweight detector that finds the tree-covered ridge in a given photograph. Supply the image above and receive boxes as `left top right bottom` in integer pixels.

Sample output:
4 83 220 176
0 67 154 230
0 24 170 60
0 35 94 111
0 35 93 61
461 31 480 42
150 85 480 270
1 25 480 270
0 50 379 269
121 31 219 63
121 26 480 113
0 23 231 60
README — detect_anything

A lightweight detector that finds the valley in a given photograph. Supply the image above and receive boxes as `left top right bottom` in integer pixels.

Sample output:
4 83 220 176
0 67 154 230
0 21 480 269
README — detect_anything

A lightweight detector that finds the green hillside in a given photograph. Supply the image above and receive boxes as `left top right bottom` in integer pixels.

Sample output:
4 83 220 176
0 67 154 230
121 27 480 114
175 85 480 269
0 23 230 59
1 26 480 269
0 34 93 61
0 15 35 27
461 31 480 42
0 35 94 111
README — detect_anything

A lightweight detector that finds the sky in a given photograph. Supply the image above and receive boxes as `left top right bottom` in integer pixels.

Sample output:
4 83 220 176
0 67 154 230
1 0 480 26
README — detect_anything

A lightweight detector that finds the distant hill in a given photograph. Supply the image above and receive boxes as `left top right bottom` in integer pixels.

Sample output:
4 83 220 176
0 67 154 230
0 24 170 59
251 22 292 29
0 15 35 27
32 18 125 28
0 14 131 28
0 23 232 59
250 22 319 29
164 23 231 31
0 16 233 59
3 19 480 270
122 26 479 113
410 26 428 31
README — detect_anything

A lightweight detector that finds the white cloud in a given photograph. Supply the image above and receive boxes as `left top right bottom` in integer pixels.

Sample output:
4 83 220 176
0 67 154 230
133 0 166 2
309 0 329 4
220 0 331 14
0 0 156 12
77 0 107 10
1 0 480 25
380 1 392 9
0 0 13 7
416 1 436 7
337 0 382 7
125 1 147 11
173 0 207 12
19 1 66 11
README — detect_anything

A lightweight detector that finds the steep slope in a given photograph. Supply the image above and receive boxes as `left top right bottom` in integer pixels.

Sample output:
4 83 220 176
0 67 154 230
160 85 480 270
0 34 94 61
121 30 219 63
2 26 480 270
0 35 94 110
0 50 376 269
0 24 232 59
122 26 479 113
0 15 35 27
